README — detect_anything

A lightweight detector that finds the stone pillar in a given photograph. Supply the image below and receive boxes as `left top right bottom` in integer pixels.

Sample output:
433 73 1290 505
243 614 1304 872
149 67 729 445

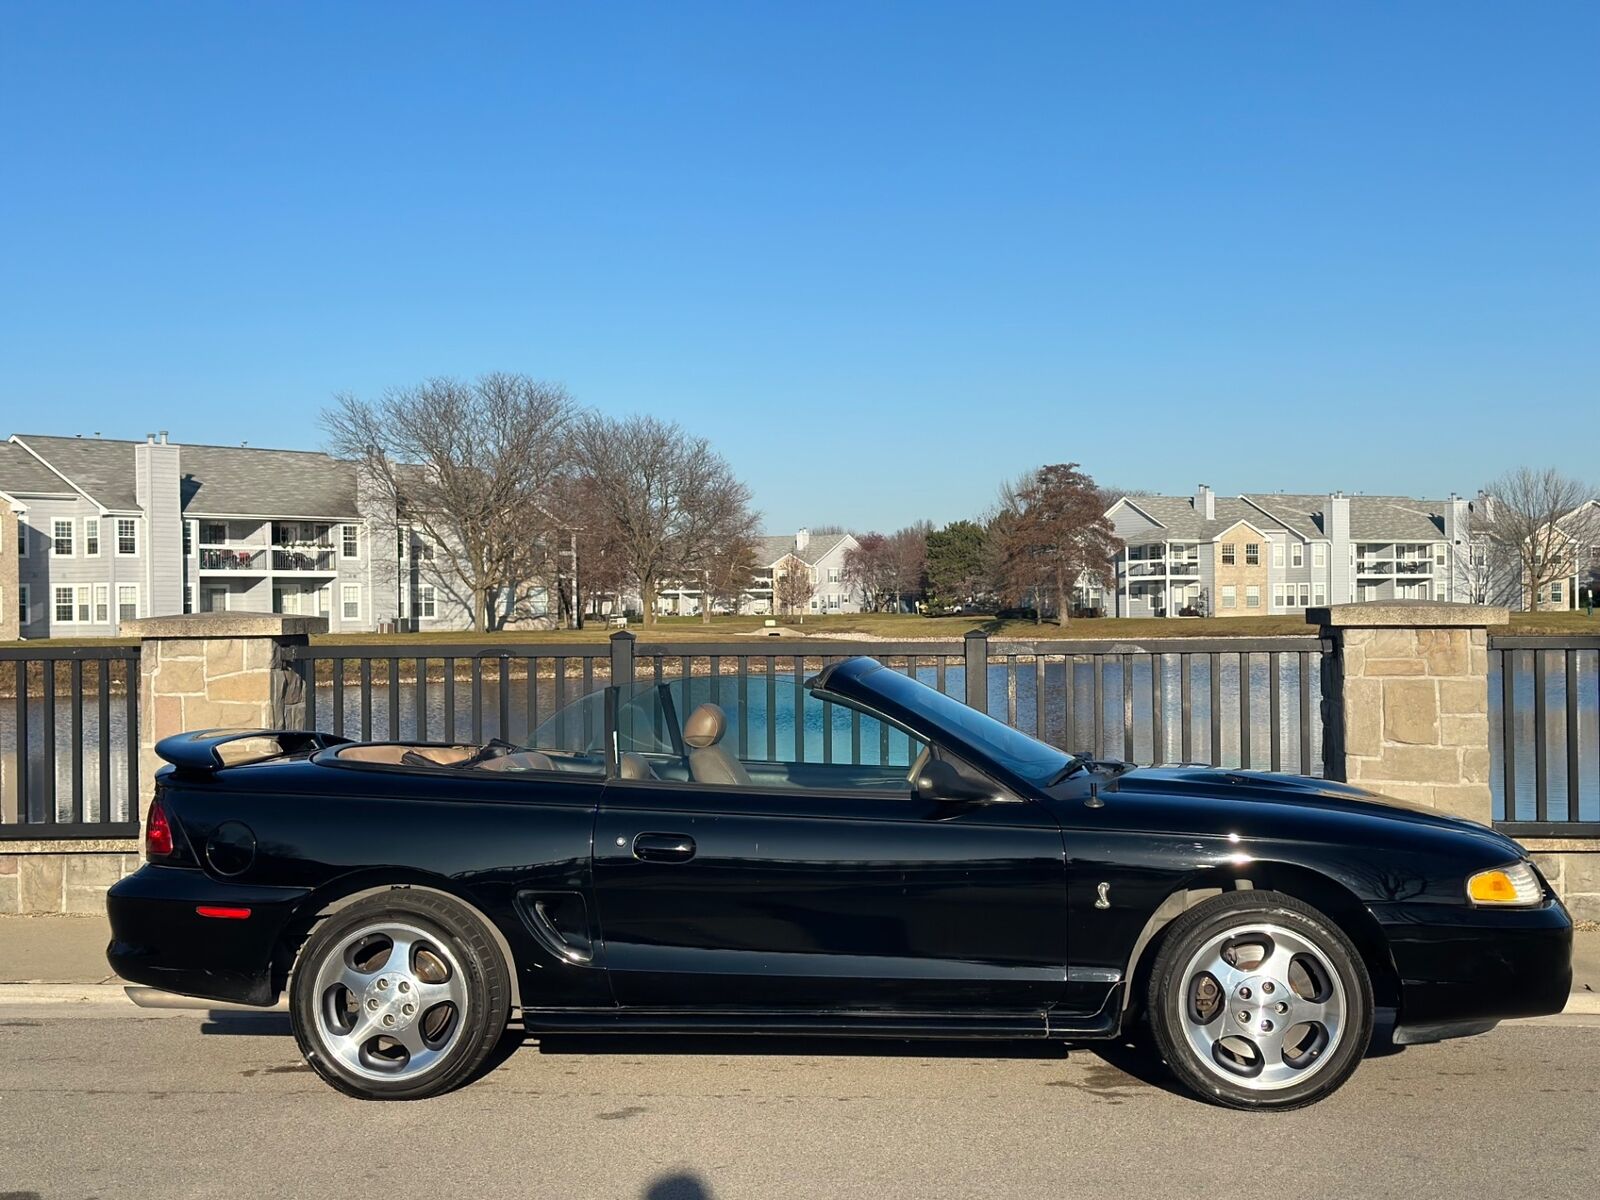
125 613 328 814
1309 601 1506 824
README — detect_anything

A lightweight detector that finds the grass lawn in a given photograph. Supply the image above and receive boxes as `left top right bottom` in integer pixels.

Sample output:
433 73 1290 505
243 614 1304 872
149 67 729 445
5 609 1594 651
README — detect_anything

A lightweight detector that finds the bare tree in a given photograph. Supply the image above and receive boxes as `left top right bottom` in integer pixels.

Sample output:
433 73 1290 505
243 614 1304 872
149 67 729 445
773 554 815 621
573 414 758 626
1477 469 1600 610
994 463 1122 626
889 522 930 611
324 374 577 632
699 532 760 623
842 533 896 611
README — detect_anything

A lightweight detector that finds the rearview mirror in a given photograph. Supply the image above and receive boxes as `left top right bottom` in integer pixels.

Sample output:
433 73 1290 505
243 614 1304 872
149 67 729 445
914 757 993 806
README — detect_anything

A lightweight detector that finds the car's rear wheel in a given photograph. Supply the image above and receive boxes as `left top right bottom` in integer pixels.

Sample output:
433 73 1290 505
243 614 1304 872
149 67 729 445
290 891 511 1100
1146 890 1373 1111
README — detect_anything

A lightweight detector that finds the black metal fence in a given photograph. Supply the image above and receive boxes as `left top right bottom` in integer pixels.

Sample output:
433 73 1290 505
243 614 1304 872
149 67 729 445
285 631 1330 775
0 643 142 839
1490 634 1600 836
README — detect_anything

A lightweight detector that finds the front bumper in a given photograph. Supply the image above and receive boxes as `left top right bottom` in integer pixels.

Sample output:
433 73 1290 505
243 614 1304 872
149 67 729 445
1372 897 1573 1031
106 865 312 1007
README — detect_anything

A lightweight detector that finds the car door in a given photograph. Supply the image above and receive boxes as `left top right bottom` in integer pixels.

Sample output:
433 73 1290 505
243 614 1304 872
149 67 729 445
591 764 1070 1013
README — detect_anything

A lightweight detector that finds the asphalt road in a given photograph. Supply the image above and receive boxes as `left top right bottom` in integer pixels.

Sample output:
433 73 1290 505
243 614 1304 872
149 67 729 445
1 1006 1597 1200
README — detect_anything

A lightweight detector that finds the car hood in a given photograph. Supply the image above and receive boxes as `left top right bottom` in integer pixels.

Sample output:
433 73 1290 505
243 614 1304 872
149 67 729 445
1110 764 1508 842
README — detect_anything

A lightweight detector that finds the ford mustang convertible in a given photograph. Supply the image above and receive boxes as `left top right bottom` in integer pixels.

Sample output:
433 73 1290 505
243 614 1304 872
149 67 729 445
106 657 1572 1109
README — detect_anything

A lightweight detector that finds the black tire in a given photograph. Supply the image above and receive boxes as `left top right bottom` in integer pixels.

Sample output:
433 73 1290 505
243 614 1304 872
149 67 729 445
1145 890 1373 1111
290 890 512 1100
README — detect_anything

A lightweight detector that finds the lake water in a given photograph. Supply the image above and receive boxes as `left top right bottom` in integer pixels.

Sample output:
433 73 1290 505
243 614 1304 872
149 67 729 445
2 655 1594 825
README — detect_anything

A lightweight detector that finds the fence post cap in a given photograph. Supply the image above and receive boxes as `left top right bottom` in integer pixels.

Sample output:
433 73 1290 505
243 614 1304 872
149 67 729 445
963 627 988 641
609 628 636 642
122 613 330 638
1306 601 1509 629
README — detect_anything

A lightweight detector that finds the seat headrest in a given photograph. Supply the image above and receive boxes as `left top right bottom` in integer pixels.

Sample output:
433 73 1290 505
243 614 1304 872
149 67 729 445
618 752 659 781
682 702 728 749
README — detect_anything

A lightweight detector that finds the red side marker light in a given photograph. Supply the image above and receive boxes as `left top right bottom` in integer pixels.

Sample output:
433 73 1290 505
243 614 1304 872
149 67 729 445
196 906 252 920
145 799 174 859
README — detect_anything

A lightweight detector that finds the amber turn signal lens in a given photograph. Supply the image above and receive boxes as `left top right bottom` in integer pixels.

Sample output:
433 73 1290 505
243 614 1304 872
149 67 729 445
1466 862 1541 906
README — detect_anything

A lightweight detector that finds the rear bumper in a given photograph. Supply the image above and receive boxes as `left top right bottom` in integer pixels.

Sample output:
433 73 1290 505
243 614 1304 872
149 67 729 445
106 865 312 1007
1372 897 1573 1028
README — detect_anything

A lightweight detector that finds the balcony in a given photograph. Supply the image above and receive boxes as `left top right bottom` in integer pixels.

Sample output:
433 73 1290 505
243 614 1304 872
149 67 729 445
272 548 337 574
1356 560 1435 577
1126 559 1199 577
198 546 267 572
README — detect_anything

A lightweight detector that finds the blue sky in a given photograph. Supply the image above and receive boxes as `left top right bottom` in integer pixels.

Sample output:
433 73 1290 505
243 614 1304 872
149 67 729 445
2 2 1596 532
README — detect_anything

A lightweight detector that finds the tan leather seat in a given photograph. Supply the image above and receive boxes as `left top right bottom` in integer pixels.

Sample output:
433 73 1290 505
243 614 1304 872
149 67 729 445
682 703 750 787
618 752 659 781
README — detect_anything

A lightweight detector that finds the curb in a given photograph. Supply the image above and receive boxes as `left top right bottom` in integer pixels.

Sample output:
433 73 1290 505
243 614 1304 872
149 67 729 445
0 983 131 1005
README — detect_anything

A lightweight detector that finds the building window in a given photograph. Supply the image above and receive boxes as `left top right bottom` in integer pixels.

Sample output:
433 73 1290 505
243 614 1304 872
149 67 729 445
15 522 25 556
18 584 29 625
52 519 74 557
1272 543 1285 569
1299 583 1311 606
1434 543 1447 566
55 586 74 622
75 585 90 623
117 584 138 622
116 518 138 556
183 584 193 615
341 525 360 559
85 519 100 557
1551 582 1564 603
1245 585 1261 609
342 585 361 621
1221 585 1237 609
420 585 436 618
1245 543 1260 566
94 584 109 623
827 567 841 584
1313 543 1327 568
1291 543 1303 568
1313 583 1326 606
1361 584 1377 602
1273 585 1285 609
1221 544 1236 566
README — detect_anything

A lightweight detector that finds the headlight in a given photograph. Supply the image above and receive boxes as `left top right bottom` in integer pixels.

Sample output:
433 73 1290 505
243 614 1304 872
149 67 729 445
1466 861 1543 906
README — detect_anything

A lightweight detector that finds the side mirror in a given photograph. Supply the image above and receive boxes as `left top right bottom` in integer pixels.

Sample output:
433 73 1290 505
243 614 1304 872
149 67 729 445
915 757 993 806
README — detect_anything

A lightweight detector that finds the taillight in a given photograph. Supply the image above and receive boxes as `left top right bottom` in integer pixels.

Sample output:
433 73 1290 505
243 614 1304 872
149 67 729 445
146 798 175 860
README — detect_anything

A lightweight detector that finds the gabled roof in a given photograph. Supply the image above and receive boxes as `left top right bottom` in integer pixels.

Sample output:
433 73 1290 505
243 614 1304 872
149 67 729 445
756 532 855 568
0 439 78 499
1109 489 1453 544
180 444 360 520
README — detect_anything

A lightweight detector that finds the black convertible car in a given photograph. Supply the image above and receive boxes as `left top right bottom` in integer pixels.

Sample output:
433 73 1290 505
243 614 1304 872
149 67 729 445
107 657 1572 1109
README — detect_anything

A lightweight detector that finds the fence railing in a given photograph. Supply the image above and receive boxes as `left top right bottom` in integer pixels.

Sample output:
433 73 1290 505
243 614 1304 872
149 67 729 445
284 631 1331 775
1490 634 1600 836
0 643 141 840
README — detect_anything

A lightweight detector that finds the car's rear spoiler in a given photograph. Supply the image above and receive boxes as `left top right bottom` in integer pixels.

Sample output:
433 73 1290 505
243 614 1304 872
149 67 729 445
154 729 352 773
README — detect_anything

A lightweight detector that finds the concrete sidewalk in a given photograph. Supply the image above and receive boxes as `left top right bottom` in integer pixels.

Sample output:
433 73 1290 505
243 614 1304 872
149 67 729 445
2 913 1598 996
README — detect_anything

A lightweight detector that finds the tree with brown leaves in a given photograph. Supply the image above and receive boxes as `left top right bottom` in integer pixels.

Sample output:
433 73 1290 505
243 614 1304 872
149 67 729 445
995 463 1121 625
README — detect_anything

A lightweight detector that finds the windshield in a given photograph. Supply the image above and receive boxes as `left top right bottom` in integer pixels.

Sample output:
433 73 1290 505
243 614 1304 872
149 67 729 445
844 665 1074 786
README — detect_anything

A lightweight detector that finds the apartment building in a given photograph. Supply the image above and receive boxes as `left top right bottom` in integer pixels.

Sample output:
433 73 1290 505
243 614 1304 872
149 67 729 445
655 529 863 617
1104 484 1483 618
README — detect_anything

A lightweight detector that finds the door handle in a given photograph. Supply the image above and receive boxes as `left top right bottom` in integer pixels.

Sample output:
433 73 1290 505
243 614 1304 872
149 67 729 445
632 832 696 863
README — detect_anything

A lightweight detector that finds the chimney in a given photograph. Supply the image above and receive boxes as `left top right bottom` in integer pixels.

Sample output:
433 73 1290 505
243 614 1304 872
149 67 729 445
1327 491 1353 604
159 430 169 444
133 434 184 622
1196 484 1215 521
795 527 811 554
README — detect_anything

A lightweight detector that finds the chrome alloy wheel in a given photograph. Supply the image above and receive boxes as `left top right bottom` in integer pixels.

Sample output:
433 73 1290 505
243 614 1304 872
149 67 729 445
1178 922 1346 1091
310 921 469 1082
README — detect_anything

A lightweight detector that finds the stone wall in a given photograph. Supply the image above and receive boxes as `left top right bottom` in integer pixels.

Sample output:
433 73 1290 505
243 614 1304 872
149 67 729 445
1313 602 1506 824
1523 840 1600 923
0 840 140 914
2 613 324 915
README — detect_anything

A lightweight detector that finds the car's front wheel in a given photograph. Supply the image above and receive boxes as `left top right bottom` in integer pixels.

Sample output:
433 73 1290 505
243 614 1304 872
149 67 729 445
1146 890 1373 1111
290 890 511 1100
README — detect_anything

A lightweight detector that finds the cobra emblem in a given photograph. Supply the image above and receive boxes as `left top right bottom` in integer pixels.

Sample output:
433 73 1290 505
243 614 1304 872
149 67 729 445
1095 882 1111 909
